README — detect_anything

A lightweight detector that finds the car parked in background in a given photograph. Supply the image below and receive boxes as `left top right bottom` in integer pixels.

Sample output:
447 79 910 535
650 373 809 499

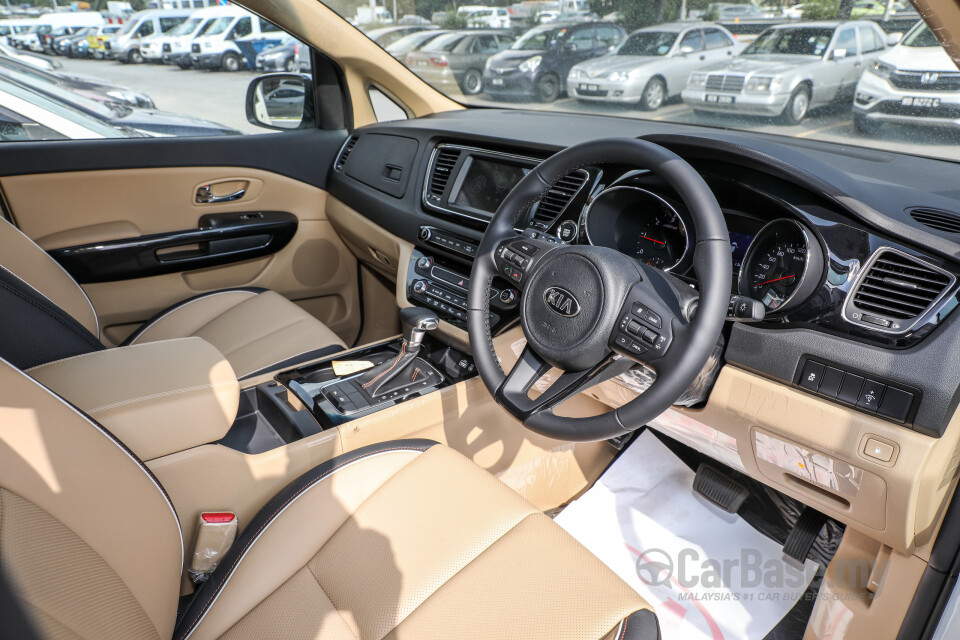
53 27 97 57
0 65 239 137
189 8 280 71
385 29 451 60
853 21 960 133
569 23 742 110
683 21 890 123
104 10 192 64
407 30 514 96
0 75 134 140
483 21 626 102
255 35 306 72
86 24 122 60
466 7 511 29
0 54 154 109
366 26 436 48
156 7 226 68
0 41 60 71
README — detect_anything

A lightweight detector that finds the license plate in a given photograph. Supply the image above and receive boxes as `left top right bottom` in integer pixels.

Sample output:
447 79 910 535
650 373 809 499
491 78 504 86
579 83 599 91
901 96 940 108
706 94 735 104
416 60 428 66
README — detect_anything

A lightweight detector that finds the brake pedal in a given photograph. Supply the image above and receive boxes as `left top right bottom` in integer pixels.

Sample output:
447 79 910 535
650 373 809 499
783 507 828 565
693 463 750 514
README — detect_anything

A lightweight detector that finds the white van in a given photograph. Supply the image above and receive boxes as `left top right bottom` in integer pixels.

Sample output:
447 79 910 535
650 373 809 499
141 7 232 65
0 19 40 39
189 8 282 71
104 9 192 63
32 12 103 52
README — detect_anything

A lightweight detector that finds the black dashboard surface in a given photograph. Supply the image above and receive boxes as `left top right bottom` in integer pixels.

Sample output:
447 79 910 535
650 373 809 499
327 108 960 438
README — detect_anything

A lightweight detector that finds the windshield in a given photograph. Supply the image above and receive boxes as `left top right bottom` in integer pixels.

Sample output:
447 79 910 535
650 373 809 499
116 19 139 36
743 27 835 56
201 17 233 36
903 23 940 48
511 26 567 51
617 31 678 56
170 17 202 36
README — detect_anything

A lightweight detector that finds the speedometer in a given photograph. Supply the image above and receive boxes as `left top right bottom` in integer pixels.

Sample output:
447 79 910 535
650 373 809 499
738 219 823 313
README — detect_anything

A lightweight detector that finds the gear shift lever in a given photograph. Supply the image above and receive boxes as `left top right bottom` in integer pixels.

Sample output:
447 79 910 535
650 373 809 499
357 307 438 397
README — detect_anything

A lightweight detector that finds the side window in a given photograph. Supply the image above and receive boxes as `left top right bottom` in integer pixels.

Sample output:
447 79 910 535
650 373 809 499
260 19 282 33
567 27 595 51
858 26 881 53
679 29 704 52
475 34 499 54
704 28 733 49
495 35 514 49
834 28 857 55
596 26 622 48
232 17 252 39
137 21 155 38
160 18 185 33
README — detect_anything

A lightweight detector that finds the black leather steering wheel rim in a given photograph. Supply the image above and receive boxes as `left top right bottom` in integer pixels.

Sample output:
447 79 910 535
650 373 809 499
468 137 731 442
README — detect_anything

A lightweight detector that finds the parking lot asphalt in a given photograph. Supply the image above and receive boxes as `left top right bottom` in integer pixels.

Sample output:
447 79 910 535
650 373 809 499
54 55 960 161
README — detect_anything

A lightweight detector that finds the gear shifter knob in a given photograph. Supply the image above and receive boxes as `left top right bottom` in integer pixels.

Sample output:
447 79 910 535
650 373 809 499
400 306 439 349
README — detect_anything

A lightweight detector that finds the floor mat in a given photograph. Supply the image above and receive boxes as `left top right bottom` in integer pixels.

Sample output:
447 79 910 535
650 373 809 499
555 431 819 640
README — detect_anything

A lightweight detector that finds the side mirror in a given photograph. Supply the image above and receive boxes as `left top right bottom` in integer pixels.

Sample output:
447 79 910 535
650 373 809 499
886 32 902 46
831 48 847 60
246 73 314 131
679 45 695 55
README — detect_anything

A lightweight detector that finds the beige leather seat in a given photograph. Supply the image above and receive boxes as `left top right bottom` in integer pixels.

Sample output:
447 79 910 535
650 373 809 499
0 358 660 640
0 217 345 378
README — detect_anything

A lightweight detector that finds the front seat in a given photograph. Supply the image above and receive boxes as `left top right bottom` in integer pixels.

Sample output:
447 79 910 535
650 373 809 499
0 358 660 640
0 217 345 378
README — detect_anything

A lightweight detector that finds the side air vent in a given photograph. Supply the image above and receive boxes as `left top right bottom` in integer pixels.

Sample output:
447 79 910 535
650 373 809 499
530 170 589 229
428 147 461 198
335 135 358 171
846 248 955 332
909 207 960 234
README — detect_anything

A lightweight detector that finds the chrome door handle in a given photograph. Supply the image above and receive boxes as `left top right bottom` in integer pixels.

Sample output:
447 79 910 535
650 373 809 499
196 185 246 204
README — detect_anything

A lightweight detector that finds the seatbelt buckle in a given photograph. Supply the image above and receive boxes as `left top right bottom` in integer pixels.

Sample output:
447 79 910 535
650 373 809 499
189 512 238 584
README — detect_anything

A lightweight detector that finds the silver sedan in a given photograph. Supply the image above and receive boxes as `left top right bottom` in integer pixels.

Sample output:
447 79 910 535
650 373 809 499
568 23 742 111
682 21 891 124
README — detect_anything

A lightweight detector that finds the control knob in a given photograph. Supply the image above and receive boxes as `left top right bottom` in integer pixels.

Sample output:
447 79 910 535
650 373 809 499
419 227 432 242
413 280 427 294
499 289 517 304
416 256 434 270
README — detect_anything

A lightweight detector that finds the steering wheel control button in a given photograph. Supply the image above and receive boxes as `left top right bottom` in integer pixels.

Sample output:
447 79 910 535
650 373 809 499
627 320 643 336
856 380 886 413
799 360 825 392
640 308 662 328
819 366 845 398
863 438 895 463
878 387 914 423
512 241 539 256
557 220 578 243
641 328 659 345
837 373 865 405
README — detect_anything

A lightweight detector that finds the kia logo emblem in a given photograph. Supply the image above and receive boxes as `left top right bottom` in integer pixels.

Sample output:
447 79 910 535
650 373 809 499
544 287 580 318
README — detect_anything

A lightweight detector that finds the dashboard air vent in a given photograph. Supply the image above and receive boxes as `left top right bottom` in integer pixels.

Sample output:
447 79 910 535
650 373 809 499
530 170 588 229
909 207 960 234
429 147 461 198
848 249 954 328
335 135 358 171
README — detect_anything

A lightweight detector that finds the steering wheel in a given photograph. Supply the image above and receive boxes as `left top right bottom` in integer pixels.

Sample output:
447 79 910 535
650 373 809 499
467 138 731 442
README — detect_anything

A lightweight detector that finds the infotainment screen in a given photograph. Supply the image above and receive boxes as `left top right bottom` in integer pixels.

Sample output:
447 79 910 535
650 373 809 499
452 157 529 215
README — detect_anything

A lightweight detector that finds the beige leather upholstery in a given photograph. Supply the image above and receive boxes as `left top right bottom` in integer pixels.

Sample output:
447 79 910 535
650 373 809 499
0 215 99 338
126 289 346 379
27 338 240 462
0 359 183 640
180 444 651 640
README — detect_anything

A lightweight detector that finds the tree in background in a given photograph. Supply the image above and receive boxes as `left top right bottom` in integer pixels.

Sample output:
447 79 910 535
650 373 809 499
802 0 841 18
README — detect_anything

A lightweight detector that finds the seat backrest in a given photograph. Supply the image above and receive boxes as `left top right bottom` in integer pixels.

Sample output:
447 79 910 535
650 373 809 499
0 216 104 369
0 357 183 640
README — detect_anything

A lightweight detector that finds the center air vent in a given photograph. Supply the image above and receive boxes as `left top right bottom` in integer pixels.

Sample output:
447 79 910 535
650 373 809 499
909 207 960 234
428 147 461 199
530 170 589 229
846 248 955 333
334 135 358 171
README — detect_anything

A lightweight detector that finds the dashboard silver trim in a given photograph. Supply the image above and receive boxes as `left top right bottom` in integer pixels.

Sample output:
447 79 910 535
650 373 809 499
421 143 589 229
736 218 822 314
841 246 958 336
581 185 692 273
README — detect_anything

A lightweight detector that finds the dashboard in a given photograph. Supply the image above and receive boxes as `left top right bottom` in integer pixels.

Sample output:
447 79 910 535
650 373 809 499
328 108 960 440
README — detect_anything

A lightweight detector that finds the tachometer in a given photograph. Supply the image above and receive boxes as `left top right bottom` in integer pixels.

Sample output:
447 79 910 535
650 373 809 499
584 185 692 272
738 219 823 313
